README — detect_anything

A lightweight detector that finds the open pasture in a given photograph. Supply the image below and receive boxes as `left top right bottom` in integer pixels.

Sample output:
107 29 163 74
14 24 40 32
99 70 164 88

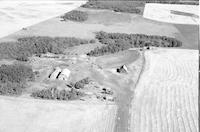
0 0 86 38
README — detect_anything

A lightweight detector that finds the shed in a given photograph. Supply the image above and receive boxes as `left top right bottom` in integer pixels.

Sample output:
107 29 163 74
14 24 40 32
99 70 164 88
116 65 128 73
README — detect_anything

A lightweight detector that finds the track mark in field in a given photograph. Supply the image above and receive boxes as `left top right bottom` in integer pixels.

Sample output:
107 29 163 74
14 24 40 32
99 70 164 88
130 49 198 132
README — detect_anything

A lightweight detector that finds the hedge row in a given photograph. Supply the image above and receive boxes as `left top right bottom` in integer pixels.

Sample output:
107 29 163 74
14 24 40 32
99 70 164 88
31 88 84 100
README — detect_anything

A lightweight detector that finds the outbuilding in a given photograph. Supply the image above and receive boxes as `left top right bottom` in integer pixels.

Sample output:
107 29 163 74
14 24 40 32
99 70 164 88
116 65 128 73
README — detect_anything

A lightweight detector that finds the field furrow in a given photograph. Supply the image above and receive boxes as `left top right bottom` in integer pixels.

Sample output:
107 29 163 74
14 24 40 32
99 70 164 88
130 49 198 132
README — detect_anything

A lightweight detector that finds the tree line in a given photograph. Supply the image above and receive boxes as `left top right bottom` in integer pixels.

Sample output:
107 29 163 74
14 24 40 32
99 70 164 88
87 31 182 56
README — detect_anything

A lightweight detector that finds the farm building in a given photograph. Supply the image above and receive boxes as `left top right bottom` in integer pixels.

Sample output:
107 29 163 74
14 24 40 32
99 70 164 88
116 65 128 73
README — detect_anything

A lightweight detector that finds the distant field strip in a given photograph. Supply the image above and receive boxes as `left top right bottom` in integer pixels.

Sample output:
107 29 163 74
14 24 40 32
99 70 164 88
170 10 199 18
143 3 199 25
130 49 198 132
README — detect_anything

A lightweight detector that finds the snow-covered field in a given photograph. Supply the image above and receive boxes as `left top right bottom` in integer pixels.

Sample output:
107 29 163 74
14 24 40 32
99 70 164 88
0 96 117 132
0 0 86 38
143 3 199 25
130 48 198 132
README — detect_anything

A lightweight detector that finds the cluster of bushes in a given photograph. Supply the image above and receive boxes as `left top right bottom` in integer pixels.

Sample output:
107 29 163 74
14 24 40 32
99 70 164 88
82 1 144 14
87 31 182 56
0 36 95 61
31 87 84 100
61 10 88 22
0 82 25 96
0 64 35 96
74 77 90 89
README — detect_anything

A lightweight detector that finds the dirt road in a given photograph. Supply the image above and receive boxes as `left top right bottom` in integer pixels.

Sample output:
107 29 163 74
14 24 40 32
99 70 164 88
89 50 144 132
113 51 144 132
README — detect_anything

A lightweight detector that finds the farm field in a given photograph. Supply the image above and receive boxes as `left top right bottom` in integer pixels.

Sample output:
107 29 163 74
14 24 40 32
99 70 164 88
173 24 199 49
1 6 197 50
130 48 198 132
0 96 117 132
143 3 199 24
0 8 179 41
0 0 86 38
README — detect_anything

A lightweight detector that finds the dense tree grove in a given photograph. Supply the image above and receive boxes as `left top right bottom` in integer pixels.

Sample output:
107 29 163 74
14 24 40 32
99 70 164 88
0 64 35 95
31 87 84 100
61 10 88 22
0 36 95 61
17 36 94 55
82 1 144 14
87 31 182 56
0 64 34 83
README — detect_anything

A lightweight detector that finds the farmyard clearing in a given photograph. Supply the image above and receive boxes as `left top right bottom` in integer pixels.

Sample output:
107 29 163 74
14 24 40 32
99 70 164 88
0 1 199 132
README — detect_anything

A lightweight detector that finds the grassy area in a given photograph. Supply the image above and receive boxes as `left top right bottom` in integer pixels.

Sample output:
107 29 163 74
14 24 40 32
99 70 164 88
0 36 95 61
0 64 35 96
174 24 198 49
82 1 145 14
61 10 88 22
87 31 182 56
